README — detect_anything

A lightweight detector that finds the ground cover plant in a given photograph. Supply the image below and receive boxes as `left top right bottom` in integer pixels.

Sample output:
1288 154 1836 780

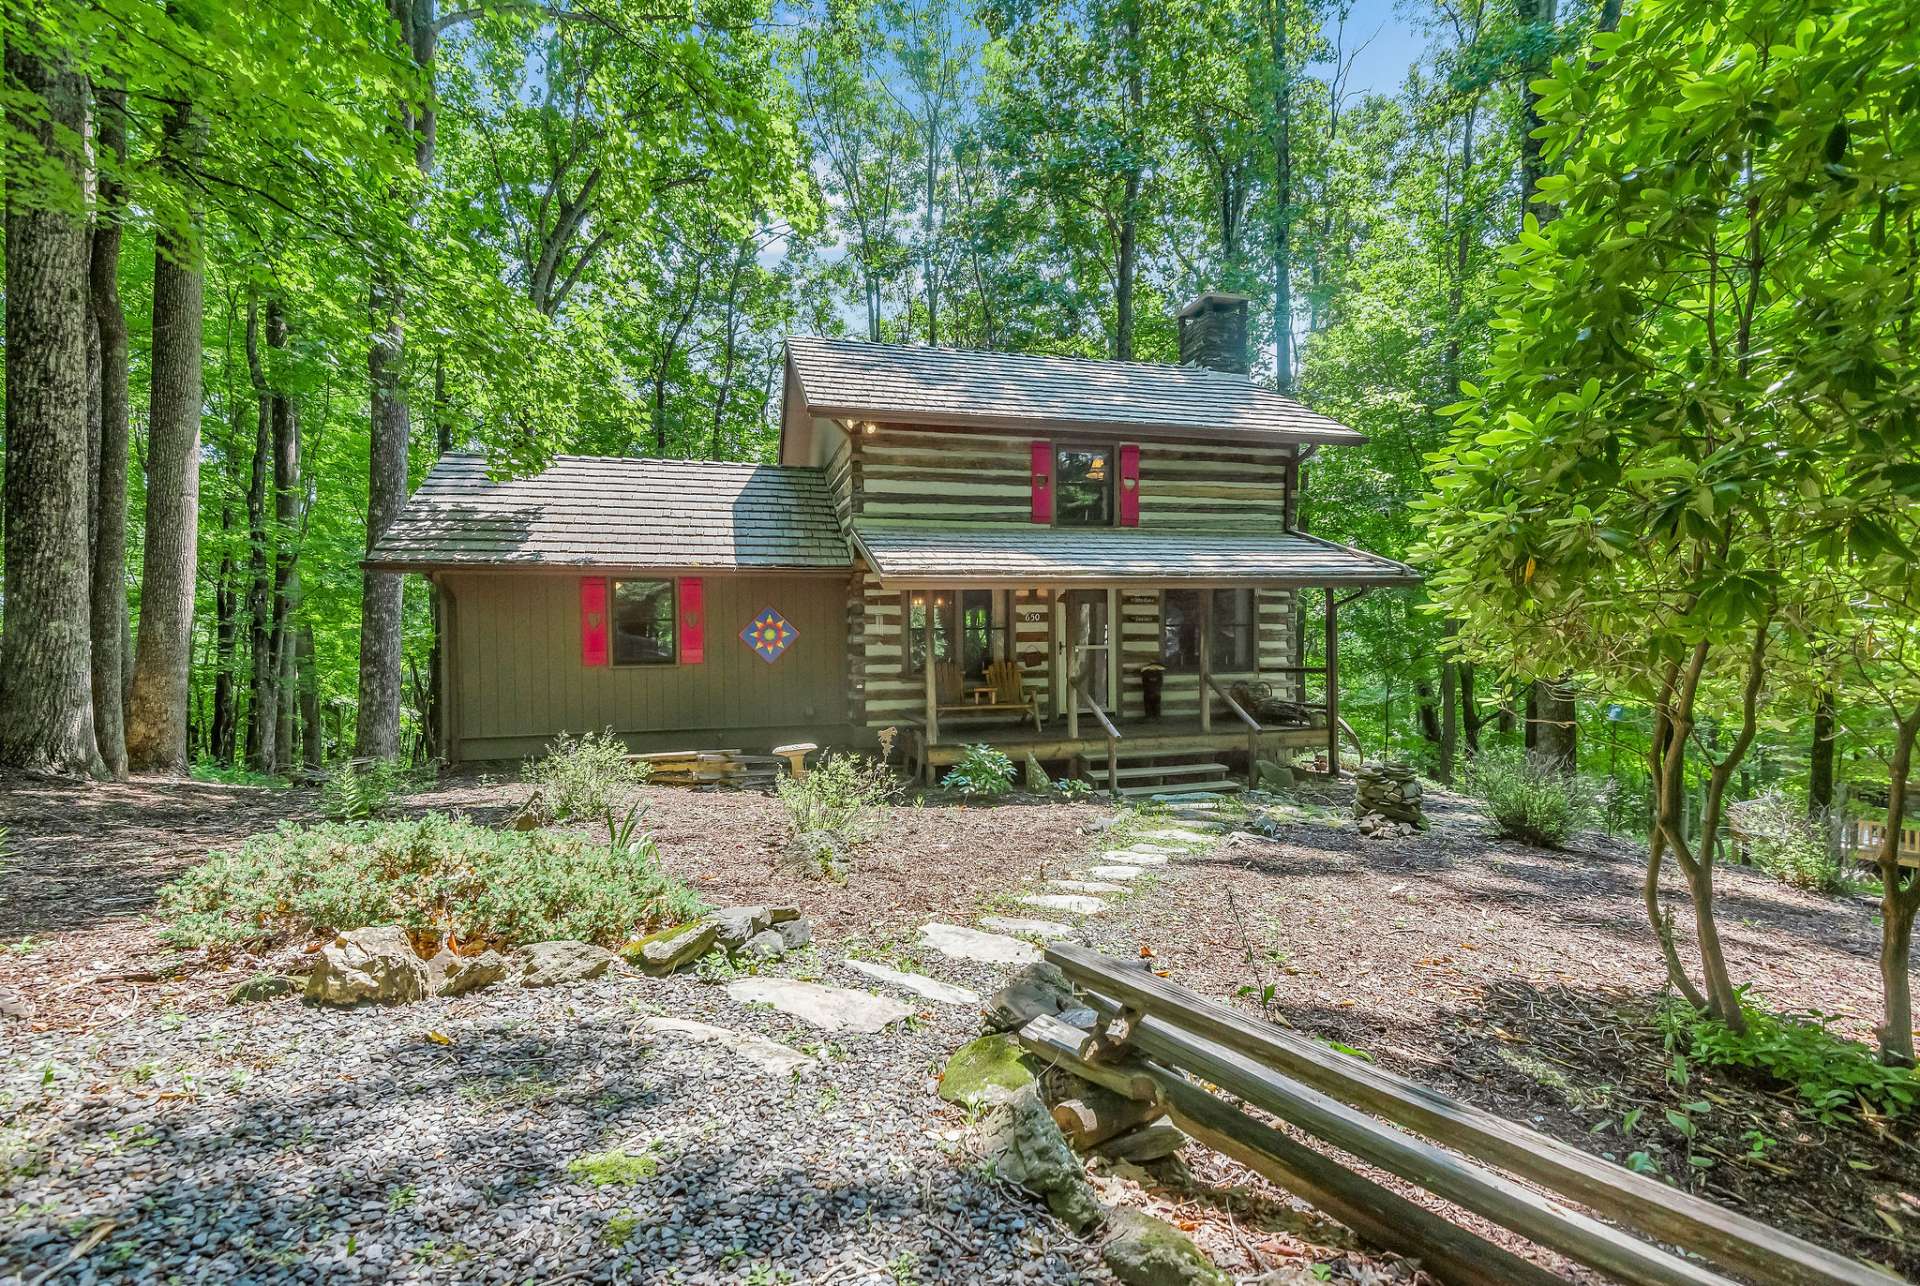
1730 791 1843 894
942 744 1015 798
156 812 703 951
524 731 651 842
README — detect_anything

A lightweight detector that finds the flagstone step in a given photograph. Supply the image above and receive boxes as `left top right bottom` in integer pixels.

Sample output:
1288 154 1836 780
641 1017 815 1077
1049 879 1127 895
725 977 916 1034
919 922 1042 966
1084 864 1146 881
844 958 980 1007
979 915 1079 940
1022 893 1106 915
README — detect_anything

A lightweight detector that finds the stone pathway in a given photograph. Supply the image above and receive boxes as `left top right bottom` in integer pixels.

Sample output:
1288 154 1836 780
920 921 1043 965
980 916 1080 939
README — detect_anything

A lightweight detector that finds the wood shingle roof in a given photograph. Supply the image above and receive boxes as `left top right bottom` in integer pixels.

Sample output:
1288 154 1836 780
850 524 1419 586
365 453 850 572
784 335 1366 443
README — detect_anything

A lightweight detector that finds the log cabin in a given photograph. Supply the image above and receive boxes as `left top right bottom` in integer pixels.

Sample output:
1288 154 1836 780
366 293 1418 794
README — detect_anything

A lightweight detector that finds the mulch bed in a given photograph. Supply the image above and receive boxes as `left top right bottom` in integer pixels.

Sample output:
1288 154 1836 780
1091 783 1920 1277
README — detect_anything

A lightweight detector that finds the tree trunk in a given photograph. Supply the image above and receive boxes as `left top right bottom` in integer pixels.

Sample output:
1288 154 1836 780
1809 687 1836 817
1460 662 1482 756
210 500 239 764
1269 0 1293 392
297 624 323 768
89 81 130 778
1530 679 1577 774
357 0 440 759
1 30 104 777
244 300 276 770
268 299 299 772
1876 708 1920 1065
125 92 204 774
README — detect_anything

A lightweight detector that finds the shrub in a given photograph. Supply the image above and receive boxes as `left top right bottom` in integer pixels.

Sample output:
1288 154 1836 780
524 730 650 836
157 813 704 951
1729 791 1842 893
943 744 1015 798
322 759 422 821
1658 994 1920 1125
1464 749 1589 848
776 753 896 847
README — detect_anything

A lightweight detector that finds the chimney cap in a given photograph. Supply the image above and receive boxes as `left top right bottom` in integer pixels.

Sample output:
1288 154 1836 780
1176 291 1251 320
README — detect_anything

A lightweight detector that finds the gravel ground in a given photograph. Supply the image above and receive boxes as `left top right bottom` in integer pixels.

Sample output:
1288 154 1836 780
3 952 1114 1285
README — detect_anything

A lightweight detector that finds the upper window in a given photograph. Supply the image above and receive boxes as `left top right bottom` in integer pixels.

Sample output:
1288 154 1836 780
1161 589 1256 672
612 579 676 665
1054 446 1113 527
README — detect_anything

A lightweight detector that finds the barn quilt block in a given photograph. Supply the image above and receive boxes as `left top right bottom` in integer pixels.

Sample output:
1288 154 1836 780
742 608 798 663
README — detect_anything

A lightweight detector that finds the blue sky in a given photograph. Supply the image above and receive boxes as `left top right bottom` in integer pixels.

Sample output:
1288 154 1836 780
1315 0 1428 100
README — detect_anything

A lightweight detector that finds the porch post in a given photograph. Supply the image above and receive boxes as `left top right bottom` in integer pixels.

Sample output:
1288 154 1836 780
1198 588 1213 734
923 595 939 782
1065 592 1080 740
1325 586 1340 776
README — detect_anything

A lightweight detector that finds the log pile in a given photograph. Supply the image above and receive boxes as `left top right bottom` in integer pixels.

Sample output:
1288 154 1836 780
1353 760 1425 836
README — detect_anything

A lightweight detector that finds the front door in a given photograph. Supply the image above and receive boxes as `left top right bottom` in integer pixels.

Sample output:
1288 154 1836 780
1056 589 1111 716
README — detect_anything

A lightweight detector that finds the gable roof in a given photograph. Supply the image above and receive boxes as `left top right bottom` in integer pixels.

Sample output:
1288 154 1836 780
851 524 1419 587
782 335 1366 453
364 453 850 573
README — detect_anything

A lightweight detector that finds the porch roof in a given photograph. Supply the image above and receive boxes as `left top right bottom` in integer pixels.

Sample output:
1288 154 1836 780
851 525 1420 587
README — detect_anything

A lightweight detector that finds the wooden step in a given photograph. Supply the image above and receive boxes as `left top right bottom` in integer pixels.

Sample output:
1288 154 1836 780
1102 762 1231 781
1117 779 1243 798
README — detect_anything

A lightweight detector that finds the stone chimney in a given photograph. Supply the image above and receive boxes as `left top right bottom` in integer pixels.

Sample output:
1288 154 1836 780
1176 292 1250 375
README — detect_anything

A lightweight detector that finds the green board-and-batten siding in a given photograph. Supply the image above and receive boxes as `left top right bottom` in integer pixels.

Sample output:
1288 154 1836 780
440 571 852 762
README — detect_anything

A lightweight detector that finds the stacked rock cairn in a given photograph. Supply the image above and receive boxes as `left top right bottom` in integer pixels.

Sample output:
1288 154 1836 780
1353 760 1426 836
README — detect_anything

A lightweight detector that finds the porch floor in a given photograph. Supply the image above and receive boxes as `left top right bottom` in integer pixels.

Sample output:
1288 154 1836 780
910 714 1330 770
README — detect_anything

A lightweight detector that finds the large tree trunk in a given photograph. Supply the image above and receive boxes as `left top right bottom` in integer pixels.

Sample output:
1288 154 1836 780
1530 679 1578 774
243 299 276 770
357 0 440 759
124 93 204 774
1 30 104 777
297 624 323 768
89 82 130 778
1876 708 1920 1065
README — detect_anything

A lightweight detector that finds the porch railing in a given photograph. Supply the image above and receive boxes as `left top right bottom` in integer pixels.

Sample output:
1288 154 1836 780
1207 675 1264 769
1072 676 1122 795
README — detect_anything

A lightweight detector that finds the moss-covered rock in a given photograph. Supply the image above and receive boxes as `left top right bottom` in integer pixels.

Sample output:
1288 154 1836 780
981 1085 1105 1233
1101 1208 1228 1286
227 973 301 1005
939 1033 1039 1107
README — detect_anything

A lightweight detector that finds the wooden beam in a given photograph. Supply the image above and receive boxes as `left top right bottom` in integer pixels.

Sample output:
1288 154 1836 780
1198 588 1213 734
1065 593 1080 741
1324 586 1339 775
1018 1016 1562 1286
923 595 939 783
1045 946 1893 1286
1115 1011 1733 1286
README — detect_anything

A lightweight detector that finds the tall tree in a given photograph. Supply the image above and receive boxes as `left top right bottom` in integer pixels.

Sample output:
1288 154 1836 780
126 79 207 774
1 10 105 777
88 81 131 778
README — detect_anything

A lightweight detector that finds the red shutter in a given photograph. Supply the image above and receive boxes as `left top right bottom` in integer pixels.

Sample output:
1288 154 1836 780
1118 443 1140 527
678 577 705 664
580 577 609 667
1030 441 1053 523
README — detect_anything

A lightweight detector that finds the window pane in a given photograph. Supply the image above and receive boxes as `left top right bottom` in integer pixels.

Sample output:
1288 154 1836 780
961 590 994 677
1161 589 1202 669
1054 447 1113 526
612 579 676 665
1211 589 1254 670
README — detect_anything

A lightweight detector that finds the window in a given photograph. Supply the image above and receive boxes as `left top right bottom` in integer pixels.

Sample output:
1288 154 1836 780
1054 446 1114 526
1161 589 1256 671
612 579 676 665
903 591 957 675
